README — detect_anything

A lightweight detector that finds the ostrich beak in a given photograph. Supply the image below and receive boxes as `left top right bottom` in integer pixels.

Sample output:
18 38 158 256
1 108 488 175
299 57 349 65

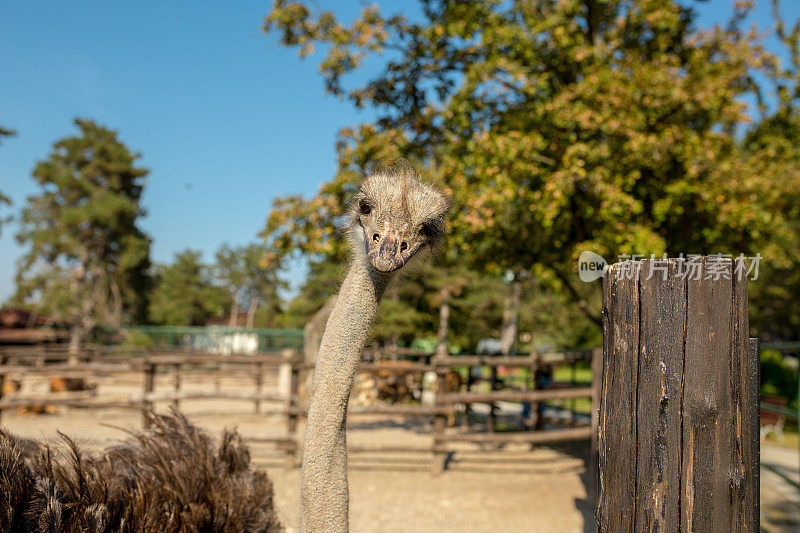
363 227 421 272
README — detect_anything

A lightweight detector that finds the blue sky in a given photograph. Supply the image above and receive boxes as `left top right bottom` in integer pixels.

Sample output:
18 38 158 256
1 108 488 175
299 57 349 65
0 0 797 303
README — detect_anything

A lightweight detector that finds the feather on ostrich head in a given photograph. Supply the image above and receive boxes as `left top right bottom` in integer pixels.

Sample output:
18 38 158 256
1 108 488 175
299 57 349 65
347 161 449 272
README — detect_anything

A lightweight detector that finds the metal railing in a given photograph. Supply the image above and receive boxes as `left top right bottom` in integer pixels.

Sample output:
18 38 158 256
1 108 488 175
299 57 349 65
132 326 304 352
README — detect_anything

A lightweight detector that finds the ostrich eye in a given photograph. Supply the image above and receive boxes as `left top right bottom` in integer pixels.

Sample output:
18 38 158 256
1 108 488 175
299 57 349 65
359 200 371 215
420 222 436 240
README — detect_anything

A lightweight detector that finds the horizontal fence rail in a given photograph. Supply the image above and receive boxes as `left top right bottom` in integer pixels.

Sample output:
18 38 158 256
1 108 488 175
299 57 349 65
0 344 599 471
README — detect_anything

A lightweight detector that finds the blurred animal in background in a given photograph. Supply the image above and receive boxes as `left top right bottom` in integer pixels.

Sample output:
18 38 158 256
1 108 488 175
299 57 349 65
49 376 97 394
1 378 20 397
0 377 57 415
354 361 417 405
440 370 463 427
0 410 281 532
4 376 97 415
352 365 462 426
353 372 379 406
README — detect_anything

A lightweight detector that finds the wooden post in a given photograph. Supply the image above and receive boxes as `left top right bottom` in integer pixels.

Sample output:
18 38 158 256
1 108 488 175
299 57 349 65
569 358 577 423
597 257 758 532
285 351 300 467
0 371 5 425
432 368 448 473
589 347 602 509
143 360 155 427
288 363 300 432
254 361 265 414
748 338 761 528
530 351 541 431
462 364 473 428
488 365 498 433
173 363 181 411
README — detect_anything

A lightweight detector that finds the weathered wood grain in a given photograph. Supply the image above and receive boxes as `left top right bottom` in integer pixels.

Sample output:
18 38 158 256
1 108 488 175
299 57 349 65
634 259 685 532
747 337 761 531
597 262 639 532
729 259 754 531
598 257 757 533
589 347 602 511
681 257 734 531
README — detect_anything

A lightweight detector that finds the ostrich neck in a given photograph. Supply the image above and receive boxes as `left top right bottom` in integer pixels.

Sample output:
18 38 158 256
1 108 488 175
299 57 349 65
301 253 392 533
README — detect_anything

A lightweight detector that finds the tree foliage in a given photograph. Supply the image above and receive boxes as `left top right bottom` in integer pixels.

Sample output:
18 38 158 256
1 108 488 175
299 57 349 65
215 243 286 327
278 257 344 328
148 250 228 326
13 119 151 348
263 0 800 339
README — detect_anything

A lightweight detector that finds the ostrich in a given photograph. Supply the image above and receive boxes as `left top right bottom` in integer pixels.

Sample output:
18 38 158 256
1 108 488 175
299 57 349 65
0 411 281 531
301 163 449 532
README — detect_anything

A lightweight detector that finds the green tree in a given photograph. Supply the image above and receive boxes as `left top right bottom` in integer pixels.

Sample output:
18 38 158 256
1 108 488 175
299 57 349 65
14 119 151 353
215 243 286 328
263 0 800 338
216 244 249 327
278 257 343 328
735 0 800 339
149 250 228 326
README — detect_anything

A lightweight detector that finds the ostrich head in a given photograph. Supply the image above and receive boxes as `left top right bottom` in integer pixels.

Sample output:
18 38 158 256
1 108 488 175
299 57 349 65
348 163 449 273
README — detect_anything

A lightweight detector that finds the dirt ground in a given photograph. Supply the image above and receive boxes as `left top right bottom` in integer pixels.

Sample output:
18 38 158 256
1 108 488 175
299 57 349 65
1 371 796 532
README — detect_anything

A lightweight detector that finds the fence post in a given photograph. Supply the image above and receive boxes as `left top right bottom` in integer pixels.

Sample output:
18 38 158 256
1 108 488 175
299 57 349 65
597 257 758 532
0 371 5 425
284 350 300 467
488 365 497 433
462 363 473 428
143 360 155 428
748 337 761 527
254 361 265 414
530 351 542 430
173 363 182 411
286 361 299 433
589 347 602 509
432 367 448 473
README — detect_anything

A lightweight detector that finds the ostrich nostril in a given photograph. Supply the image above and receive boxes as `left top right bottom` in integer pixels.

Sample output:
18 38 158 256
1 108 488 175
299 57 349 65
400 241 408 252
373 233 380 243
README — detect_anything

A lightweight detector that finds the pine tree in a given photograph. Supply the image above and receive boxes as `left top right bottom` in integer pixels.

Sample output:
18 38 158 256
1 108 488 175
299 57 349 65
14 119 151 353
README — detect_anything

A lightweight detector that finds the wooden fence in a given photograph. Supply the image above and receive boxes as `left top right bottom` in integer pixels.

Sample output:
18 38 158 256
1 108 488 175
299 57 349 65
0 345 598 471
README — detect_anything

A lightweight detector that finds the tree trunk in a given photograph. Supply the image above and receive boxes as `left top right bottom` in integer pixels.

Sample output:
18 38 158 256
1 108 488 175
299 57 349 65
68 326 83 362
387 333 399 360
68 256 90 364
435 287 450 357
386 284 400 359
245 295 259 329
229 291 240 327
500 278 522 355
